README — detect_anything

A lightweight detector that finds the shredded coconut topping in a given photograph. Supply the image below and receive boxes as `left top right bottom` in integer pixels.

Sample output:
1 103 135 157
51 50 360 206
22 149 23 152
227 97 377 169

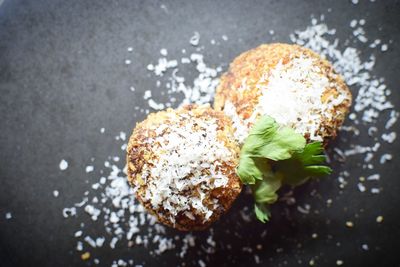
224 55 349 142
139 112 232 222
223 100 251 143
256 56 332 141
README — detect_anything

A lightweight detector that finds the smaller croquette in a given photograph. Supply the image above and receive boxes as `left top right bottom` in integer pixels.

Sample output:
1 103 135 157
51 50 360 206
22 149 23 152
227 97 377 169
126 104 242 231
214 43 352 144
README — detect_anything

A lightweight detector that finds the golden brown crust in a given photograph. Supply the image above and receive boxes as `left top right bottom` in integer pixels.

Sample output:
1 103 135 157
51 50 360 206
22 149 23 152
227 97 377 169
126 105 242 231
214 43 352 144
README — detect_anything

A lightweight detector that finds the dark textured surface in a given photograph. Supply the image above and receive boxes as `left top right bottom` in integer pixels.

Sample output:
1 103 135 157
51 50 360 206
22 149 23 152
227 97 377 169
0 0 399 266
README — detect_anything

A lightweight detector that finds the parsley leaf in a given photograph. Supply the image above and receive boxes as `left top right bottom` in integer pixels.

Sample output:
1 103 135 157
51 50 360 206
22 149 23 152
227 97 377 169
276 143 332 186
254 203 270 223
237 157 270 184
237 115 332 223
252 173 282 204
240 116 306 161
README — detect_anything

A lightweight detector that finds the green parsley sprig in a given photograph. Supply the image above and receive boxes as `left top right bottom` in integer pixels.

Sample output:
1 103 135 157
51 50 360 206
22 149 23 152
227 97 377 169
237 115 332 223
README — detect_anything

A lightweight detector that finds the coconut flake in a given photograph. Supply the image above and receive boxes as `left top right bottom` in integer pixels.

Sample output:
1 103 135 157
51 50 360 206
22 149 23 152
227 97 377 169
59 160 68 171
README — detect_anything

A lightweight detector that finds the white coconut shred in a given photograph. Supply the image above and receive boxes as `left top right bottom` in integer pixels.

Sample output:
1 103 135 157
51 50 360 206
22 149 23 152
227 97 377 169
256 56 331 141
140 113 231 222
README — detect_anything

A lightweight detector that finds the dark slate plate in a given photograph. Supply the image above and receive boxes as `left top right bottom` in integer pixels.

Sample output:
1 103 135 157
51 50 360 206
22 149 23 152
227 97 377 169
0 0 399 266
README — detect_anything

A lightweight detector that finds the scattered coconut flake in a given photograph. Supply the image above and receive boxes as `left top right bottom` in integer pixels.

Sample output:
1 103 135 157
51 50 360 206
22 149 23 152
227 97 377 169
53 190 59 197
74 230 83 237
297 204 311 214
385 111 398 129
86 166 94 173
96 237 105 247
110 237 119 249
198 260 206 267
143 90 152 100
160 48 168 56
381 132 396 143
379 154 392 164
371 188 380 194
63 207 77 218
367 174 380 181
189 32 200 46
148 99 165 110
357 183 366 192
76 241 83 251
119 132 126 141
59 160 68 171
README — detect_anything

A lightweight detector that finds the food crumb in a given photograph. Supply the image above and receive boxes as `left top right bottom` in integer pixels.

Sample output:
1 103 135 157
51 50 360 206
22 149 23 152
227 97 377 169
5 212 12 220
189 32 200 46
362 244 369 251
336 260 344 266
53 190 59 197
379 153 392 164
59 159 68 171
254 255 260 264
312 233 318 239
371 188 380 194
76 241 83 251
309 259 315 266
376 215 383 223
74 231 83 237
85 166 94 173
143 90 152 100
357 183 366 192
81 252 90 261
125 59 132 65
345 221 354 228
160 48 168 56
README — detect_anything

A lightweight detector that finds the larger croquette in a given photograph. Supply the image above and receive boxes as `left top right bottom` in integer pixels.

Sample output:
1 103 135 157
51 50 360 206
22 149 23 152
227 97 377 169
214 43 352 144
